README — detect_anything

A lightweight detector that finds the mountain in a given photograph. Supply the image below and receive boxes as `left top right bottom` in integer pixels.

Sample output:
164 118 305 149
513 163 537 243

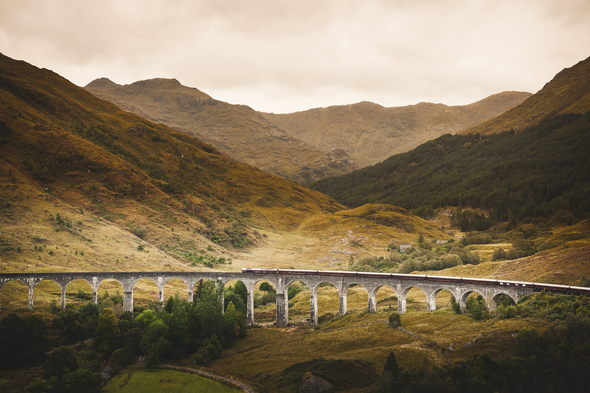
0 53 446 274
85 78 360 184
262 92 531 167
0 52 342 272
463 55 590 135
308 55 590 225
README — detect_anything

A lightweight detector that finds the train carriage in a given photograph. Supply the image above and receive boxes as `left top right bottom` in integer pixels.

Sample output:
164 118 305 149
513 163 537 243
426 275 462 284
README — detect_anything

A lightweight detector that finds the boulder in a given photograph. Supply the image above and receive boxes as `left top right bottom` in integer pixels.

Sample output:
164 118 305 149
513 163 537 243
299 371 333 393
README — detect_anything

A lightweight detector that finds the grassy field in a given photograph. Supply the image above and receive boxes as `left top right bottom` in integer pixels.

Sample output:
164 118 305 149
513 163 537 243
102 367 240 393
202 305 545 392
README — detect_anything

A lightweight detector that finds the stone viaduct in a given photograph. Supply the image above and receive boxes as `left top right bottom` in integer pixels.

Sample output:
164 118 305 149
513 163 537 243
0 271 534 327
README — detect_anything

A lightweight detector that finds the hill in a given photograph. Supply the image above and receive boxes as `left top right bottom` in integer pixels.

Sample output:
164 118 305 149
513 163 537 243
85 78 360 184
0 52 344 273
263 91 531 167
0 53 447 276
309 111 590 224
463 55 590 135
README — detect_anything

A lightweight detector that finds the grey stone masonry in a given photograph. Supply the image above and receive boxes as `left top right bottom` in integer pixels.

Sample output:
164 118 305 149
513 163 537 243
0 271 537 327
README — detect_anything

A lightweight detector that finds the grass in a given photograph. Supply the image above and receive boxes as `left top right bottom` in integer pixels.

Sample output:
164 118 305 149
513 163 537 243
102 367 240 393
207 305 545 392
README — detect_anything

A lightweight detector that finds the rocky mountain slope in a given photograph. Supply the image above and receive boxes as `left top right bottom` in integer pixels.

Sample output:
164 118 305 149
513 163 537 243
463 55 590 135
85 78 360 184
263 91 531 167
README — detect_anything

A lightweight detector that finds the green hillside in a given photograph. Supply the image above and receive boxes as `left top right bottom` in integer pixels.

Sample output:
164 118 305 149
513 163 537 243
310 112 590 224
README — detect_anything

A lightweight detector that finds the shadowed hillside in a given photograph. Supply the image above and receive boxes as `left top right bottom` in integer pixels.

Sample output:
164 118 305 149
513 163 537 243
263 91 531 167
85 78 360 184
310 112 590 224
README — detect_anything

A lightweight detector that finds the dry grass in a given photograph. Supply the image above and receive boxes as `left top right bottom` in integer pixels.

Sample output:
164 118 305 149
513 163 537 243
205 302 545 392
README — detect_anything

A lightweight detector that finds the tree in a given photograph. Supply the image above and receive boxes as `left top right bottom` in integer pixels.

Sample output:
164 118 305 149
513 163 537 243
515 327 541 358
94 308 120 354
383 351 400 379
234 281 248 305
378 351 400 393
162 304 193 358
140 319 171 368
108 344 136 374
224 288 246 313
25 377 58 393
52 309 85 345
0 313 49 368
43 347 78 380
579 276 590 287
225 301 247 339
133 309 158 331
195 280 226 343
259 282 272 292
492 248 507 261
62 368 101 393
388 312 401 328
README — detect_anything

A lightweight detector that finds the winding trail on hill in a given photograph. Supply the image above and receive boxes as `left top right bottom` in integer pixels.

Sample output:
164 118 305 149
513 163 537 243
162 365 255 393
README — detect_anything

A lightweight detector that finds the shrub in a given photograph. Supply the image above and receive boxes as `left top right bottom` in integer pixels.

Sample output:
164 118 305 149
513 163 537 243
515 327 541 358
579 276 590 287
388 312 401 328
492 248 507 261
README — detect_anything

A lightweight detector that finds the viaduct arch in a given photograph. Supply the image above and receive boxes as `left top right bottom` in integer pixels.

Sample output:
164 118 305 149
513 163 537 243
0 270 539 327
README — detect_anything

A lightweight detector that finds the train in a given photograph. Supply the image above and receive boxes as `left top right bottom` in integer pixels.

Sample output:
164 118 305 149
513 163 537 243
241 268 590 296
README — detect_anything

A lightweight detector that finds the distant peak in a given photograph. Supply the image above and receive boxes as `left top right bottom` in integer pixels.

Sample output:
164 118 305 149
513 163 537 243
85 77 119 89
131 78 182 89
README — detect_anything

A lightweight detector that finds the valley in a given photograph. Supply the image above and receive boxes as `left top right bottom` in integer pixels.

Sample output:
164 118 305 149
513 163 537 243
1 51 590 393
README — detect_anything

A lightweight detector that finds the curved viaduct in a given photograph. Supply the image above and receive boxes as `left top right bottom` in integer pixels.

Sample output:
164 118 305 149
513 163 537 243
0 270 537 327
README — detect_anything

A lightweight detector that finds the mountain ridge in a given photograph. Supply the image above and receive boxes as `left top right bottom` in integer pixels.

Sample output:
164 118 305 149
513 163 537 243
86 78 528 177
85 78 360 184
462 55 590 135
262 91 531 167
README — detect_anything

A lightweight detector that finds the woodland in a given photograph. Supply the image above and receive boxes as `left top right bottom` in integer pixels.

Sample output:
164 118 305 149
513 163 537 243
310 112 590 227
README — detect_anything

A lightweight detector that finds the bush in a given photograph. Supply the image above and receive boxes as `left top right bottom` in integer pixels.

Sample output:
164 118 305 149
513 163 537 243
492 248 507 261
515 327 541 358
579 276 590 287
497 305 517 319
388 312 401 328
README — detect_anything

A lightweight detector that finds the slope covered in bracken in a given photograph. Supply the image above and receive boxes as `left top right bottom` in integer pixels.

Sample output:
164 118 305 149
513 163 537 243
0 53 447 276
85 78 360 184
463 55 590 135
0 53 349 273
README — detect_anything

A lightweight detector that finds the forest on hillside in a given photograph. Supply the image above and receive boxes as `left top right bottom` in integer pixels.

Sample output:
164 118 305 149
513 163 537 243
310 112 590 227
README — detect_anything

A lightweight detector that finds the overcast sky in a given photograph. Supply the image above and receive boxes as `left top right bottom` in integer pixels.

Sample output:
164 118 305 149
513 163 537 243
1 0 589 113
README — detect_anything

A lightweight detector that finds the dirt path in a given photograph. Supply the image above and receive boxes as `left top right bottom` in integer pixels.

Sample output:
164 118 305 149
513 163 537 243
162 365 255 393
